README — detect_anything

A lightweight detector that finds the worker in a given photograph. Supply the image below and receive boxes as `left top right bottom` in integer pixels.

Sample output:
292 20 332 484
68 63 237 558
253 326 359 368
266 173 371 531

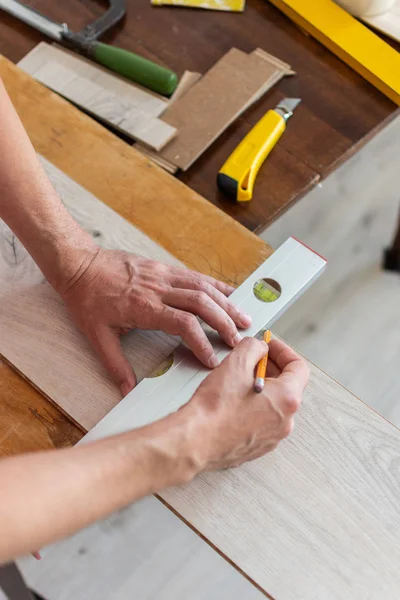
0 77 309 567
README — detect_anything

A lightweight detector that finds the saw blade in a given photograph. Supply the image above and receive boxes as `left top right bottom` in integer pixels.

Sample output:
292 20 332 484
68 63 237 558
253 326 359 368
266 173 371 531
0 0 69 40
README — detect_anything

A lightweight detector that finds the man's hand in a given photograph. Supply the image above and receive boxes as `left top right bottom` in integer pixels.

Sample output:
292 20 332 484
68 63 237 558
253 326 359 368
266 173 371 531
59 248 252 395
182 337 309 471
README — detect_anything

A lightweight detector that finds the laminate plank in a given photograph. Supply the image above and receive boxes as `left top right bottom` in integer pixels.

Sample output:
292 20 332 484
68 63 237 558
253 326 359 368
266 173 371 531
17 43 169 117
18 43 176 151
160 362 400 600
0 157 184 431
85 342 400 599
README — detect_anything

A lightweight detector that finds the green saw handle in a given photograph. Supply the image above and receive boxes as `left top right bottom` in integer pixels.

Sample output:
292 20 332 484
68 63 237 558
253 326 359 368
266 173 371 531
91 42 178 97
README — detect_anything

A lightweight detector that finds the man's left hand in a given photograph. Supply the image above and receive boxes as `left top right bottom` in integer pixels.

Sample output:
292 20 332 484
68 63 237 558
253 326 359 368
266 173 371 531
59 248 252 395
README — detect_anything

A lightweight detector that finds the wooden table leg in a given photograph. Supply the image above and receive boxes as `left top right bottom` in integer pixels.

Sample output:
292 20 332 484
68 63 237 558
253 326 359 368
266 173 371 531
383 203 400 273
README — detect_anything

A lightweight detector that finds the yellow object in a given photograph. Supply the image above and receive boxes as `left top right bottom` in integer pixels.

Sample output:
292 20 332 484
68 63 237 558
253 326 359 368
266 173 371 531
269 0 400 106
151 0 245 11
217 98 300 202
254 330 271 392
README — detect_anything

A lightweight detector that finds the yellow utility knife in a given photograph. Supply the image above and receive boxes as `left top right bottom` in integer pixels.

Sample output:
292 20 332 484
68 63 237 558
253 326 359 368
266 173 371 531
217 98 301 202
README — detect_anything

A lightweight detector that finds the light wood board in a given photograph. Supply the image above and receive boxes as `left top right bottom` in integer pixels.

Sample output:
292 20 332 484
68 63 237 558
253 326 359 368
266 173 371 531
0 157 184 431
17 43 177 151
161 364 400 600
157 48 292 170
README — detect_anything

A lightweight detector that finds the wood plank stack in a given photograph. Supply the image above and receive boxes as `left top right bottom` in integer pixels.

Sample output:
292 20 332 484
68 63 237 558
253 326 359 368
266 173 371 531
18 42 292 169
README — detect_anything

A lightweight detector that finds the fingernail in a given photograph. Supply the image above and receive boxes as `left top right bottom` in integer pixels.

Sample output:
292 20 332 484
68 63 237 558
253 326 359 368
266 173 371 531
209 354 220 368
239 313 252 327
233 332 242 345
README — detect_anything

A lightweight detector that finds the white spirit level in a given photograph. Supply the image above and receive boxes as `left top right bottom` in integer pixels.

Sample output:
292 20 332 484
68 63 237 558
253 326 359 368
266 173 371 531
82 237 326 442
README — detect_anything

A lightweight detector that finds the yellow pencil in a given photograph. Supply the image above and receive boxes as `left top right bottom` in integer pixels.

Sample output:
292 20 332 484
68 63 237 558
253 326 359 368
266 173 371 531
254 330 271 393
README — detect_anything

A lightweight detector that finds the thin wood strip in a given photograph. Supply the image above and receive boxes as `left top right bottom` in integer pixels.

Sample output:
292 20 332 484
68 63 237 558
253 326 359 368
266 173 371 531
135 143 179 174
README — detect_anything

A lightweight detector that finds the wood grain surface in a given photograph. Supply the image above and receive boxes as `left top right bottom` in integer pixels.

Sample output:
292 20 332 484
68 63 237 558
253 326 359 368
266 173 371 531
0 57 271 455
0 157 185 430
161 363 400 600
0 0 398 232
0 358 83 456
80 337 400 598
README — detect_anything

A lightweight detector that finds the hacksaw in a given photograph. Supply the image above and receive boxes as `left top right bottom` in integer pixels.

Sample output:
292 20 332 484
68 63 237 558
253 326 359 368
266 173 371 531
83 237 326 442
0 0 178 95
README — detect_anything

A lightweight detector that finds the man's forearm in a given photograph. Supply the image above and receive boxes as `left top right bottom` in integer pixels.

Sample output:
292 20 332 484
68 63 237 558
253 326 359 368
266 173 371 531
0 77 95 291
0 406 202 563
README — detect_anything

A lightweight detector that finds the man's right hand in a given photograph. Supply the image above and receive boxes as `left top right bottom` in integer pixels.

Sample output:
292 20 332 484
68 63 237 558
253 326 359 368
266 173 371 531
183 337 309 472
0 336 308 562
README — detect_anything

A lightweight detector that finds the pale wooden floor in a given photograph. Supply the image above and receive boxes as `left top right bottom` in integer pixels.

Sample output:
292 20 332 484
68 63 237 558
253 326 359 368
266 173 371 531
16 118 400 598
262 115 400 427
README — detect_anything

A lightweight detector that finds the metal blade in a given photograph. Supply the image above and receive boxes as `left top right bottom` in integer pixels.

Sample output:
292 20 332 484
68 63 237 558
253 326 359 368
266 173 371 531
0 0 68 40
279 98 302 113
275 97 302 122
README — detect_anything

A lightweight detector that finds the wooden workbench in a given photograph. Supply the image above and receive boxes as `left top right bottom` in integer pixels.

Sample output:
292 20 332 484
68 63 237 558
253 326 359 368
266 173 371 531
0 0 398 233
